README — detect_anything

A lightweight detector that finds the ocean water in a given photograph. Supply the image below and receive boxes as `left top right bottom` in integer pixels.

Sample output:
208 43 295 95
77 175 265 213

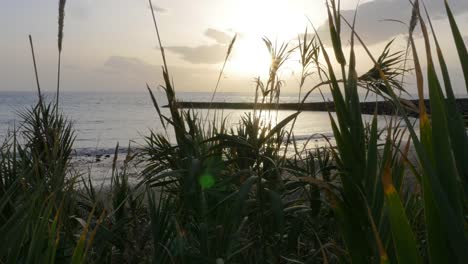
0 91 397 155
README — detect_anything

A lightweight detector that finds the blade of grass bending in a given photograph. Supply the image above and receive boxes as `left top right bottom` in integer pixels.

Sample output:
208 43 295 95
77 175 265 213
262 111 299 144
445 0 468 94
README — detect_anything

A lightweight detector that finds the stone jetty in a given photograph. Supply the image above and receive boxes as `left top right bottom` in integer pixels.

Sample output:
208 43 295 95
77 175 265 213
165 98 468 117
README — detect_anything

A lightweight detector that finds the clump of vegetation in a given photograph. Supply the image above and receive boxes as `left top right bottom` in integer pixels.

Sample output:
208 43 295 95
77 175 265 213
1 0 467 263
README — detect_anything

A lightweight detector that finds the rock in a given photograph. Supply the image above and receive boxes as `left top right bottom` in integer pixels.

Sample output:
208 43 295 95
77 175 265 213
96 158 101 162
105 154 110 158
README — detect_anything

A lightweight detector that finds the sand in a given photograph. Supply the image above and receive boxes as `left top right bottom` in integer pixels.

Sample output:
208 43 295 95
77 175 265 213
70 153 142 188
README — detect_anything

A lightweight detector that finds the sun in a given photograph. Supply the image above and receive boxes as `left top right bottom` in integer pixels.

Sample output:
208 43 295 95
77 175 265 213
226 37 272 77
224 0 325 77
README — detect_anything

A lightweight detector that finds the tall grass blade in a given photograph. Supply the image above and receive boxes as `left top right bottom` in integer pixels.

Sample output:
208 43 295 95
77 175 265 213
326 0 346 65
28 35 42 106
445 0 468 94
423 3 468 198
381 142 420 264
147 84 167 131
416 6 467 262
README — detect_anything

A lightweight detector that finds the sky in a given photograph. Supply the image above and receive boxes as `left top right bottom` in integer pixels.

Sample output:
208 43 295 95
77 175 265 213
1 0 468 95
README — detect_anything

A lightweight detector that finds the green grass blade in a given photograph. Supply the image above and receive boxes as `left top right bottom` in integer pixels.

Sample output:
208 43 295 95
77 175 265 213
418 14 468 260
417 4 464 224
263 112 299 144
365 115 383 216
326 3 346 65
430 3 468 195
382 158 421 264
445 0 468 94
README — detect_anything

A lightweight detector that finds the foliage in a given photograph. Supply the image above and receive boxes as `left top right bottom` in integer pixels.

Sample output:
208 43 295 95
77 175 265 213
1 0 467 263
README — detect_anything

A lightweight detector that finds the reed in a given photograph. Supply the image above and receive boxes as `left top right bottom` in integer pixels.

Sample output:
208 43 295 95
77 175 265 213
28 35 42 106
56 0 66 109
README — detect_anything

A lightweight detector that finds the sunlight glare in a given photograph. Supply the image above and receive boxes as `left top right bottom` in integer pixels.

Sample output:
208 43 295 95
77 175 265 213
226 0 322 78
227 37 272 77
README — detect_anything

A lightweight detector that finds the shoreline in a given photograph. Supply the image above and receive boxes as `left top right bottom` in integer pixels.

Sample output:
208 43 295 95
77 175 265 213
70 141 420 192
70 150 141 187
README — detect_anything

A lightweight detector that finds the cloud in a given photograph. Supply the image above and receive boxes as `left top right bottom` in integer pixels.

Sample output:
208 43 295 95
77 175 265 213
69 0 93 20
102 56 224 79
104 56 147 69
149 2 168 13
204 28 232 44
103 56 159 76
166 45 227 64
316 0 468 45
166 28 234 64
64 64 80 70
100 55 251 92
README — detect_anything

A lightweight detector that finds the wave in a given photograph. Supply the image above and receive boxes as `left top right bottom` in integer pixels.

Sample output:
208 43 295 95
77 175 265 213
292 132 335 142
73 146 140 157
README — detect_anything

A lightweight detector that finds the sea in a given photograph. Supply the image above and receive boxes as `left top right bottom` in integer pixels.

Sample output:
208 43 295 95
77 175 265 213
0 91 403 156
